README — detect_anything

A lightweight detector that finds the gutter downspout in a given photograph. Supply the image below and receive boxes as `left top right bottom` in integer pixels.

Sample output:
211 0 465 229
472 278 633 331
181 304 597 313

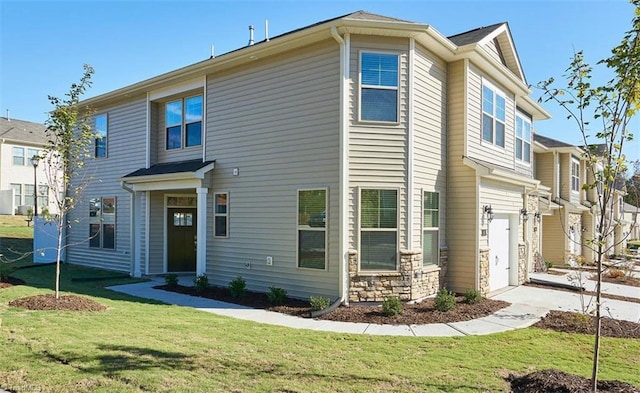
121 181 139 277
332 26 350 306
407 37 415 251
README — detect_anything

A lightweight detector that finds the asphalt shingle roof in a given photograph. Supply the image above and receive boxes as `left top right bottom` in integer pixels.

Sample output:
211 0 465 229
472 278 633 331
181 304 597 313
448 22 505 46
122 159 215 178
0 116 47 145
534 134 576 148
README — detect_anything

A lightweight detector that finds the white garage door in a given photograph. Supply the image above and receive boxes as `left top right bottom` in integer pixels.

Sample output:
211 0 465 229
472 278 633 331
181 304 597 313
489 215 510 291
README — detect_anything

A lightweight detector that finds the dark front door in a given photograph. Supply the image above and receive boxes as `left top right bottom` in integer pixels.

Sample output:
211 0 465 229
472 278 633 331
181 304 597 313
167 208 197 272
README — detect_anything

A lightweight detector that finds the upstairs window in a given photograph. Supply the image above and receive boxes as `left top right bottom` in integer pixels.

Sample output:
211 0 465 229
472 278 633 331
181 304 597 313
360 52 399 122
360 189 397 271
482 84 506 147
423 191 440 266
571 157 580 192
166 95 203 150
95 114 108 158
12 147 24 165
515 114 531 163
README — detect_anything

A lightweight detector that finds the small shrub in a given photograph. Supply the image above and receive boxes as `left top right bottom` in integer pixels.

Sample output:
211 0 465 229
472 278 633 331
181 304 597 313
268 287 287 305
544 260 553 269
571 312 591 329
606 268 627 281
309 295 330 311
382 296 403 316
434 288 457 312
229 276 246 298
193 274 209 292
463 288 482 304
164 274 179 287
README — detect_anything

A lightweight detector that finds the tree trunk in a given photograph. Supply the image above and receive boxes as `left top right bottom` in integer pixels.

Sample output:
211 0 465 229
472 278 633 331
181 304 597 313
590 249 603 392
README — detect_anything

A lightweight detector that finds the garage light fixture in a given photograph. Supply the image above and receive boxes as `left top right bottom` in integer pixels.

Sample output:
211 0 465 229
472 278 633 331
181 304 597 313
483 205 494 223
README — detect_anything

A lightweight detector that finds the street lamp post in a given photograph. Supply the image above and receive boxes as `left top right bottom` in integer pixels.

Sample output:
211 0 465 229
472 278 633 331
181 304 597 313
29 155 39 217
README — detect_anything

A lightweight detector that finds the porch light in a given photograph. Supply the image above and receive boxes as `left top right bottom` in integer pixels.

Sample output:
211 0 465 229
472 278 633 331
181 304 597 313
534 212 542 223
520 208 528 222
483 205 494 223
29 155 40 217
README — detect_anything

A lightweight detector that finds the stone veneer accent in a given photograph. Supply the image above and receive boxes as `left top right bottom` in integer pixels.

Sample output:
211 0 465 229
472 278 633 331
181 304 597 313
348 249 446 302
479 248 490 295
518 243 526 284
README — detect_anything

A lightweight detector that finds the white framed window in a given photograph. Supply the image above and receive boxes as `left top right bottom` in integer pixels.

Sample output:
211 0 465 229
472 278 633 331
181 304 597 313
515 113 531 163
214 192 228 238
11 183 21 206
38 185 49 207
13 147 24 165
482 83 506 147
360 188 398 271
360 52 399 123
95 113 108 158
24 184 35 206
89 196 116 249
297 189 327 270
166 95 202 150
423 191 439 266
571 157 580 192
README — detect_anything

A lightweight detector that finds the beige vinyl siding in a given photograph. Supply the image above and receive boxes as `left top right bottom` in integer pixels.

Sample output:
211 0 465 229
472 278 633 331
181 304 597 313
483 39 504 65
541 211 566 264
535 152 554 190
446 60 478 292
348 36 409 251
155 89 204 164
479 179 523 248
559 153 571 200
66 96 148 273
147 191 165 274
413 43 447 251
466 65 516 170
204 39 341 299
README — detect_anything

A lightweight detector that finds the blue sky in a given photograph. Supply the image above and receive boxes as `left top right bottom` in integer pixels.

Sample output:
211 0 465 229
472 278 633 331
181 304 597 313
1 0 638 163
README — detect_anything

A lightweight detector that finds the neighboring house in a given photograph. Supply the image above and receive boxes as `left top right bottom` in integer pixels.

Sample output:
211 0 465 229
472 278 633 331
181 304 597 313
623 202 639 241
0 116 58 216
66 11 549 302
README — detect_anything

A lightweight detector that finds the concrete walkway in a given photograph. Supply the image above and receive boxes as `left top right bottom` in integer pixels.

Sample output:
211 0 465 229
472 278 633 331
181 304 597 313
108 274 639 337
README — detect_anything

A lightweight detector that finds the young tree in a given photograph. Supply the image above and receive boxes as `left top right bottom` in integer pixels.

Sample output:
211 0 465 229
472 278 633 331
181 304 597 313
538 2 639 391
41 64 96 299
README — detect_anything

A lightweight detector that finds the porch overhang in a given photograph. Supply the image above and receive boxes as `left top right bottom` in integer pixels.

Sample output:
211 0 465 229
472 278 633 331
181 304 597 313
119 159 215 192
463 156 540 189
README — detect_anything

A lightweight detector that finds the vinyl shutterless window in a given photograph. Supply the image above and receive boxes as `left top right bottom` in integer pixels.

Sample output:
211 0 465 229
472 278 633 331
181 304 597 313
166 95 202 150
482 84 506 147
423 191 439 266
214 193 228 238
515 114 531 163
95 113 108 158
11 183 21 206
297 189 327 269
89 197 116 249
360 52 399 122
571 157 580 192
360 189 397 271
13 147 24 165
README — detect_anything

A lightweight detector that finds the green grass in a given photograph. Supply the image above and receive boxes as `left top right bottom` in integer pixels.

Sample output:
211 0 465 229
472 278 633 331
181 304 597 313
1 264 639 392
0 214 35 239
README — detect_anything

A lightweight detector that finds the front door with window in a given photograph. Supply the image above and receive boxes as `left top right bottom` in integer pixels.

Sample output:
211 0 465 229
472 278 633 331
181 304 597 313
167 208 197 272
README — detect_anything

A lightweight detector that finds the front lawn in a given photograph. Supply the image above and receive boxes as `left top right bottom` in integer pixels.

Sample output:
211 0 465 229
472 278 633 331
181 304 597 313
1 264 639 392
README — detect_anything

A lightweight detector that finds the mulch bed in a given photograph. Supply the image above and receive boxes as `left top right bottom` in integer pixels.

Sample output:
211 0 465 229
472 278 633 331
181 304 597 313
509 369 640 393
8 294 106 311
534 310 640 339
0 276 25 289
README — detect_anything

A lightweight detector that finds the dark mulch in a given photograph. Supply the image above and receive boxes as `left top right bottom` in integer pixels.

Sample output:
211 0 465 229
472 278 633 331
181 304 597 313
155 284 510 324
525 282 640 304
534 310 640 339
509 369 640 393
598 274 640 287
8 294 107 311
0 276 25 289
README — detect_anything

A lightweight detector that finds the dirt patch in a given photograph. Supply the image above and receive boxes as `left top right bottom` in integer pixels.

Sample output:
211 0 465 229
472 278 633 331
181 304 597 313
534 310 640 339
509 369 640 393
8 294 107 311
0 276 25 289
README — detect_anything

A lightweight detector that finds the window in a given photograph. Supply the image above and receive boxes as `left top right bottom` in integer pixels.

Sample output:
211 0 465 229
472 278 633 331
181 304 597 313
571 157 580 192
423 191 439 266
515 114 531 163
298 189 326 269
38 185 49 207
89 197 116 249
166 95 202 150
482 84 506 147
24 184 35 206
13 147 24 165
360 189 397 271
11 183 21 207
27 148 39 162
95 114 108 158
360 52 399 122
214 193 228 238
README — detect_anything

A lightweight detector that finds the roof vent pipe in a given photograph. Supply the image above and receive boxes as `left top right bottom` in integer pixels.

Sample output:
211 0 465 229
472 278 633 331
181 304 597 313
210 44 215 59
248 25 255 46
6 109 9 121
265 20 269 41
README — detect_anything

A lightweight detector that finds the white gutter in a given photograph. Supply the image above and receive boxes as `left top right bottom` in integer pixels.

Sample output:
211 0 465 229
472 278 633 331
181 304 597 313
407 37 415 250
331 26 350 306
145 93 151 168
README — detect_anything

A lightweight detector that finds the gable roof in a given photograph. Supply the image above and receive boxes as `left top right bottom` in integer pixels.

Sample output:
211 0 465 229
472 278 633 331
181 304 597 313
0 116 48 145
534 134 576 149
448 23 504 46
122 159 215 179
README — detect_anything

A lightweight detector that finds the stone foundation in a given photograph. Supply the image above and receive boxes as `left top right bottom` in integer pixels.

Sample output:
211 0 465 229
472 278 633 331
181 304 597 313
348 249 446 302
479 248 490 295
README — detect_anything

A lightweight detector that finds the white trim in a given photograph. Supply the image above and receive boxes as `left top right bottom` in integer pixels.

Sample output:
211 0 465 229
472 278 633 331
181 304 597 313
407 38 415 250
149 77 204 101
196 187 208 275
202 74 207 162
145 93 151 168
357 187 400 273
296 187 329 271
481 78 507 149
358 50 401 124
515 111 532 165
94 113 108 159
213 191 229 238
144 192 150 275
422 189 440 267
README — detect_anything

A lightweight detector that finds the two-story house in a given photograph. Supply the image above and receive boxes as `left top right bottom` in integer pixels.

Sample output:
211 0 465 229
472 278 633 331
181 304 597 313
66 11 549 303
0 116 58 216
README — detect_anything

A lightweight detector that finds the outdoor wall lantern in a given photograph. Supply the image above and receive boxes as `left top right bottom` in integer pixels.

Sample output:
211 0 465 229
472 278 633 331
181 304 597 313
534 212 542 223
483 205 494 223
520 208 528 222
